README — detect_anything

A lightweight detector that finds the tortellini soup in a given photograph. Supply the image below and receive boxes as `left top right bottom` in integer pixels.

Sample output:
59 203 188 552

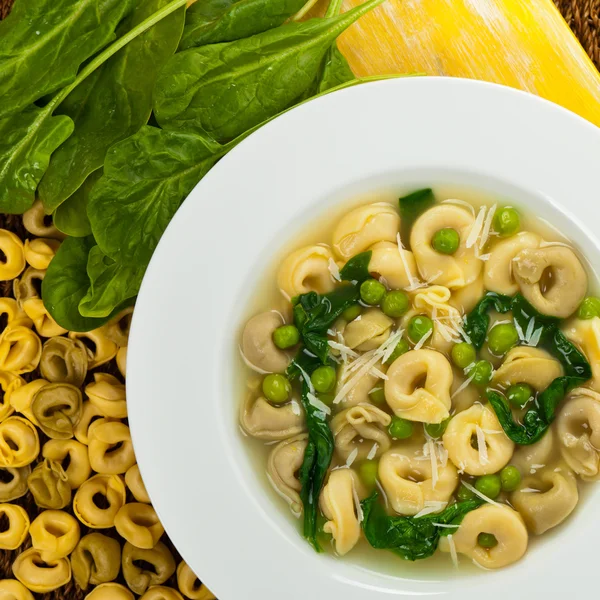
239 187 599 572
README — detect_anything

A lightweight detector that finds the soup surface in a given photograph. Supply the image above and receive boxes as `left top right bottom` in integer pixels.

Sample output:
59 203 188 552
238 186 600 571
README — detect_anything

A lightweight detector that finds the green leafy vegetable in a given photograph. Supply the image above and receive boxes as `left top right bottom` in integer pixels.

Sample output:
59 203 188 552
315 44 355 93
0 0 136 119
39 0 186 213
398 188 435 241
339 250 372 283
154 0 385 141
463 291 513 350
361 492 483 560
53 171 101 237
179 0 307 50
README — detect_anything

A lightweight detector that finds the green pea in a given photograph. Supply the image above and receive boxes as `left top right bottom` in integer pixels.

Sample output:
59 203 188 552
389 416 414 440
311 366 337 394
477 533 498 549
500 465 521 492
487 323 519 355
578 296 600 320
382 291 410 318
368 387 386 405
342 304 362 322
431 228 460 255
262 374 291 404
408 315 433 344
360 278 386 305
457 483 476 502
494 206 520 237
318 393 335 406
272 325 300 349
470 360 493 386
475 474 501 499
385 339 410 364
451 342 476 369
424 418 450 438
506 383 533 409
358 461 379 489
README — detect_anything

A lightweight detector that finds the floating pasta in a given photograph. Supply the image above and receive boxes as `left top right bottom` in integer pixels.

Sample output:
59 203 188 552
13 267 45 307
30 510 80 561
85 373 127 418
39 336 88 386
73 474 126 529
122 541 177 595
0 504 30 550
0 325 42 374
23 238 60 270
125 464 151 504
510 427 557 475
449 276 484 313
68 328 118 369
71 533 122 591
563 316 600 391
240 394 305 440
241 311 291 374
367 241 417 289
103 306 134 347
338 367 382 408
22 200 65 240
31 382 82 439
343 308 393 351
0 416 39 467
177 561 216 600
12 548 71 593
114 503 164 549
384 349 452 423
8 379 47 425
0 465 30 502
22 298 67 338
85 583 135 600
0 230 26 281
0 371 23 422
277 245 338 299
0 579 34 600
492 346 563 391
42 439 91 489
27 459 71 509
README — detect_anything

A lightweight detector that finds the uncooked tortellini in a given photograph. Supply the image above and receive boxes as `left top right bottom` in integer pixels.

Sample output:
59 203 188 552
13 267 45 307
71 533 122 590
42 439 91 489
443 404 514 476
22 298 67 338
241 311 290 374
30 510 80 560
367 241 417 289
75 401 109 445
0 504 30 550
103 306 134 347
0 325 42 374
117 346 127 378
140 588 185 600
31 382 82 439
384 349 452 424
85 583 134 600
122 541 176 595
12 548 71 593
277 245 338 299
68 328 118 368
331 404 391 461
125 464 151 503
240 394 304 440
8 379 47 426
177 561 216 600
0 416 39 467
0 371 22 422
114 503 164 549
88 420 136 475
0 229 25 281
74 474 126 529
493 346 563 391
22 200 64 239
343 308 393 350
27 459 71 509
40 336 88 387
0 297 32 330
0 465 30 502
0 579 34 600
267 434 307 516
86 373 127 418
23 238 60 270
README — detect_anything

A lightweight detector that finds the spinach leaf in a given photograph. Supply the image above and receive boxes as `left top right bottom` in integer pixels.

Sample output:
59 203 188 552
398 188 435 241
315 43 355 93
463 291 513 349
0 0 136 120
339 250 372 283
0 105 73 213
39 0 185 213
41 236 121 332
87 126 229 266
179 0 307 50
154 0 384 141
53 171 101 237
361 493 483 561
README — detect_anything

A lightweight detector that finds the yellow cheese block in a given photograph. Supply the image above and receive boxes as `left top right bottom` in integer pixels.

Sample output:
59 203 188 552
333 0 600 127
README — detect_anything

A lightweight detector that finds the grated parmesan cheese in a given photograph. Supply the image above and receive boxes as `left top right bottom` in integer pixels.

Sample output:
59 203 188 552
428 437 438 489
328 340 358 360
379 329 404 363
413 328 433 350
514 318 526 342
367 443 379 461
328 258 341 282
527 327 543 347
307 392 331 416
353 483 364 523
447 534 459 568
466 206 486 248
479 203 497 250
455 320 472 345
291 400 302 416
475 425 489 465
396 231 420 290
460 481 502 507
519 487 541 493
295 362 316 394
346 448 359 468
333 351 381 404
413 501 447 518
525 318 536 343
451 372 476 399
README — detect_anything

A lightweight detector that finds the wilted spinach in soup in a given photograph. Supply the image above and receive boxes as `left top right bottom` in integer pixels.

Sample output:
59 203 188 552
239 188 600 570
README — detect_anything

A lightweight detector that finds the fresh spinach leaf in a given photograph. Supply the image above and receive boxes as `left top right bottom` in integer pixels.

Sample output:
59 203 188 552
39 0 186 213
398 188 435 241
0 0 136 120
339 250 372 283
463 291 513 349
87 126 229 267
179 0 307 50
315 43 355 93
53 171 101 237
0 105 73 213
361 492 483 561
154 0 384 141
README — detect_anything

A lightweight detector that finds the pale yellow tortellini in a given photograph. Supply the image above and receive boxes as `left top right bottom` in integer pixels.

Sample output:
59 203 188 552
68 328 118 369
31 382 82 439
22 299 67 338
0 298 32 329
0 579 34 600
12 548 71 593
240 394 304 440
450 372 480 414
267 434 307 516
42 439 91 489
117 346 127 378
75 401 111 445
74 474 127 529
0 230 25 281
85 583 135 600
88 420 136 475
114 503 164 549
338 367 381 408
23 238 60 270
439 504 528 569
27 459 71 509
177 561 216 600
71 533 122 590
0 371 24 422
277 245 337 299
0 466 30 502
331 404 391 461
39 336 88 386
512 245 587 318
30 510 80 561
483 232 541 296
9 379 47 425
241 311 290 374
125 464 151 504
563 317 600 391
510 426 557 475
449 276 484 314
140 587 185 600
378 449 458 516
13 267 45 308
493 346 563 391
85 373 127 418
443 404 514 476
122 541 176 595
384 349 452 424
511 463 578 534
557 387 600 480
410 205 482 289
332 202 400 260
0 326 42 374
0 416 39 467
343 308 393 351
22 200 65 240
0 504 29 550
319 468 365 556
367 241 417 289
103 306 134 347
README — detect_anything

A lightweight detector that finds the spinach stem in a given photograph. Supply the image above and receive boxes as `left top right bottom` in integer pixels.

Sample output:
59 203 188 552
292 0 321 21
325 0 345 18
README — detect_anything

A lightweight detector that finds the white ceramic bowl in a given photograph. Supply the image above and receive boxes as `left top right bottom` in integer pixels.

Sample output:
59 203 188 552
128 77 600 599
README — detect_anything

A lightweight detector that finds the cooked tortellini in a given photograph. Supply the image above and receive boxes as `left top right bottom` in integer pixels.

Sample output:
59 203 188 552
22 298 67 337
177 562 216 600
563 316 600 391
267 434 307 516
74 474 126 529
114 503 164 549
42 439 91 489
0 230 26 281
122 541 176 595
71 533 122 590
0 416 39 467
12 548 71 593
384 349 452 423
0 465 30 502
343 308 393 350
88 420 136 475
240 393 304 440
0 504 30 550
85 583 135 600
493 346 563 391
23 237 60 270
30 510 80 560
277 245 338 299
85 372 127 418
0 579 35 600
367 241 417 289
39 336 88 386
0 325 42 374
241 311 290 374
31 382 82 439
125 464 151 504
27 459 71 509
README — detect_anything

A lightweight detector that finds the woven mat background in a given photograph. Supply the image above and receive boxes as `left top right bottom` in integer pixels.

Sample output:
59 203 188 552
0 0 598 598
